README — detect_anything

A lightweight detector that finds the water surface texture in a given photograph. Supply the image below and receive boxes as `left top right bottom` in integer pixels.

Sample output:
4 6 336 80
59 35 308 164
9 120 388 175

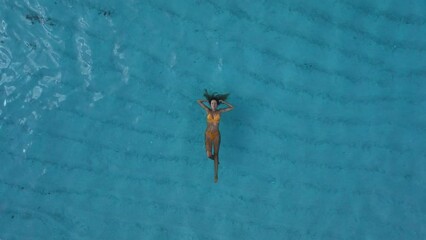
1 0 426 239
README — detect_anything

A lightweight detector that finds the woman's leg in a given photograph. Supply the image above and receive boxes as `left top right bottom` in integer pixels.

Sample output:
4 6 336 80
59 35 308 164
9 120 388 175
213 134 221 183
205 133 213 159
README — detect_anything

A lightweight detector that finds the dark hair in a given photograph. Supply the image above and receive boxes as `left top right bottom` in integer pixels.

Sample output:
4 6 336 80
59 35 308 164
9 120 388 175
203 89 229 105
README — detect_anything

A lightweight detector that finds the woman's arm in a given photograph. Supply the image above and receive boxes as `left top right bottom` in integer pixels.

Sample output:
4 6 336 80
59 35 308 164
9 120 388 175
219 100 234 113
197 99 209 111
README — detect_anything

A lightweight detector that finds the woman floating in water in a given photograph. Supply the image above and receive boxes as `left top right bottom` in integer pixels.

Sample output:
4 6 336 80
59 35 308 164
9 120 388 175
197 89 234 183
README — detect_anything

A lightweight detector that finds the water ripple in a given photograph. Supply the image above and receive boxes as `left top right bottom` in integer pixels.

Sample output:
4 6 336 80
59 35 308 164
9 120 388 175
0 46 11 69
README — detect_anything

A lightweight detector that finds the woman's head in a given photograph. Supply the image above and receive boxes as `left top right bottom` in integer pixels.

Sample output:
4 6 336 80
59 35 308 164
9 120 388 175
203 89 229 110
210 99 218 110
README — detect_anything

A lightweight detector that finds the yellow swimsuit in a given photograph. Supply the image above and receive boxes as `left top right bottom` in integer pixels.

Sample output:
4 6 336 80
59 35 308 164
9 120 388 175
207 112 220 123
206 112 220 139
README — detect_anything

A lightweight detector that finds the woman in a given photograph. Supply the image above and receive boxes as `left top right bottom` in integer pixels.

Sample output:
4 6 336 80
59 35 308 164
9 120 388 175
197 89 234 183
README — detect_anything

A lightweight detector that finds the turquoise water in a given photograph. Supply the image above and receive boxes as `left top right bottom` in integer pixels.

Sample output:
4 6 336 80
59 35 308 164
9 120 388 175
1 0 425 239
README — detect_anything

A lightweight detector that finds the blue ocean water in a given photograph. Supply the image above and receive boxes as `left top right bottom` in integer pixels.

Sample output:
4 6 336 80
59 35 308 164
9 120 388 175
1 0 425 239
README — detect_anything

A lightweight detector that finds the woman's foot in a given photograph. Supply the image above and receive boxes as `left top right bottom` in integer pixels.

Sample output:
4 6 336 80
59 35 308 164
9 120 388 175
214 176 218 183
208 155 219 164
